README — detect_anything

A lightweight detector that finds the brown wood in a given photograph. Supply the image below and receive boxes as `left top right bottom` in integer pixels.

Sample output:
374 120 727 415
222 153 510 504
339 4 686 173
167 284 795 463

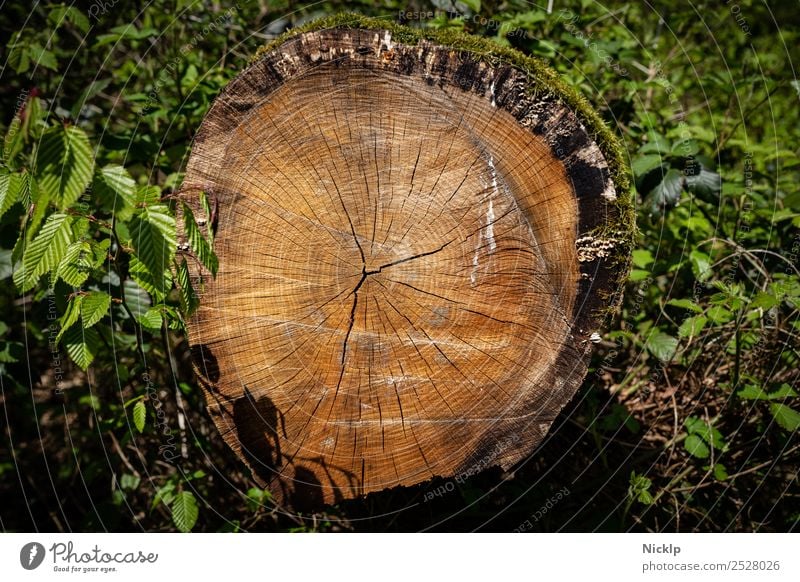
177 26 631 506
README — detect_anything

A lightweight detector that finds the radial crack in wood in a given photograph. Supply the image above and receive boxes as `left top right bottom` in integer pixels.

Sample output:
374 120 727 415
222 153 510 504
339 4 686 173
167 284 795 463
177 18 633 507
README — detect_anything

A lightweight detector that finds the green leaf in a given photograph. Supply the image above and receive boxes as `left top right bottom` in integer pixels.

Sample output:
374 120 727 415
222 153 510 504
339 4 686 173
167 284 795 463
631 154 665 178
120 473 141 491
63 324 100 370
129 256 172 301
671 138 700 157
93 165 136 220
48 5 90 33
137 307 163 331
133 400 147 433
152 482 176 511
36 125 95 209
678 315 707 338
56 241 93 287
629 269 650 282
646 330 678 362
14 212 73 292
769 384 799 399
171 491 199 532
0 249 12 280
639 131 670 154
684 416 726 450
183 203 218 275
689 249 711 282
707 305 733 324
129 205 176 300
135 185 162 206
713 463 728 481
28 44 58 71
176 258 199 315
749 291 780 311
56 294 83 344
0 169 26 219
632 249 654 269
770 404 800 431
81 291 111 328
737 383 797 401
666 298 704 313
684 434 710 458
628 471 653 505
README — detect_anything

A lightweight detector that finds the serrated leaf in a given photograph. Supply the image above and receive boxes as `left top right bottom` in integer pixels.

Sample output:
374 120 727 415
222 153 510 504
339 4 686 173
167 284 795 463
56 294 83 344
92 239 111 268
0 169 25 219
176 258 199 315
749 291 780 311
770 403 800 431
684 434 710 458
14 212 73 292
136 185 162 206
129 205 176 301
56 240 93 287
93 165 136 220
646 330 678 362
36 125 94 209
678 315 707 338
737 384 767 400
171 491 199 533
129 255 173 301
81 291 111 328
769 384 799 399
183 203 218 275
63 324 100 370
133 400 146 433
137 307 163 331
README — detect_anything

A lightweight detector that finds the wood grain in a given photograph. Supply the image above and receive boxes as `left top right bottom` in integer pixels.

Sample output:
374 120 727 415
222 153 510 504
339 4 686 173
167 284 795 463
177 27 630 506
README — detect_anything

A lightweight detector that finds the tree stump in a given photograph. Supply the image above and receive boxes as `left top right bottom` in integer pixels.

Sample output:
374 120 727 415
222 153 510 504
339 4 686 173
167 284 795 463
177 15 633 507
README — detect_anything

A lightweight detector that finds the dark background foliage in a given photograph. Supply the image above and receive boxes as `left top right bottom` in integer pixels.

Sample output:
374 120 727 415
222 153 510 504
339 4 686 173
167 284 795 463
1 0 798 532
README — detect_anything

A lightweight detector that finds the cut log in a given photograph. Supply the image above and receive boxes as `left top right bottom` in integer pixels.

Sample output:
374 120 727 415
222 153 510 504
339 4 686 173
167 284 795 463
177 15 633 507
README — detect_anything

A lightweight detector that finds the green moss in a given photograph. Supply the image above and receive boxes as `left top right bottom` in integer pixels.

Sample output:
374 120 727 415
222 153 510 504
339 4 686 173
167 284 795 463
251 12 634 300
